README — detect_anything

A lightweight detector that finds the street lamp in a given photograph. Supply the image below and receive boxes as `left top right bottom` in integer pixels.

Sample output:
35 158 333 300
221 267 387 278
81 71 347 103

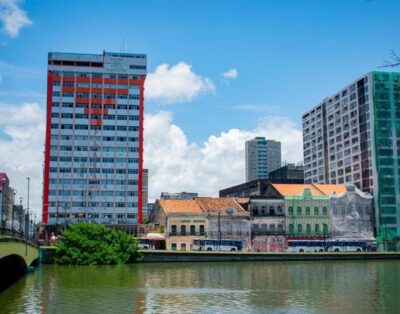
26 177 30 236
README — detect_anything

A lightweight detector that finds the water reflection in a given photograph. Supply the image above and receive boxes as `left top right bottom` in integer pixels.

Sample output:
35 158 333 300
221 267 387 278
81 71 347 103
0 261 399 314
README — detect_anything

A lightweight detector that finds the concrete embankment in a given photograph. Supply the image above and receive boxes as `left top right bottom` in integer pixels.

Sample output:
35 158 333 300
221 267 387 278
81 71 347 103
40 247 400 264
141 250 400 263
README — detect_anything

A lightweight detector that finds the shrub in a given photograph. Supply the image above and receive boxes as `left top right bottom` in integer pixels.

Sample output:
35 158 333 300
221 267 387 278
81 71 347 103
55 223 141 265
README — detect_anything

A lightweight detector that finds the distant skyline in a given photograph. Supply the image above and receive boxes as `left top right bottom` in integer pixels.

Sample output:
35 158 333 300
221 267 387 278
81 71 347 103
0 0 399 219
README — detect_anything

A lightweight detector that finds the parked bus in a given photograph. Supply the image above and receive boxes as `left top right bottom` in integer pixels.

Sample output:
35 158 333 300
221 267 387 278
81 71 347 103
286 240 326 252
191 239 243 251
286 239 376 252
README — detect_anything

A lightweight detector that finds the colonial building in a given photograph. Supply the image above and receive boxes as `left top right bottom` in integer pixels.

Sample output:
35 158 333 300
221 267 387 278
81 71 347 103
323 184 374 239
154 197 251 250
267 184 333 238
249 196 286 252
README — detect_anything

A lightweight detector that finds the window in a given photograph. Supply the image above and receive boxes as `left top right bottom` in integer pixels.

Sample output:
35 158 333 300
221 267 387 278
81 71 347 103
297 207 302 215
298 224 303 233
306 207 310 215
199 225 205 236
171 225 177 235
323 224 328 234
289 224 294 234
181 243 186 251
314 207 319 215
190 225 195 235
315 224 320 233
306 224 311 234
288 207 293 215
171 243 177 251
323 207 328 215
181 225 186 236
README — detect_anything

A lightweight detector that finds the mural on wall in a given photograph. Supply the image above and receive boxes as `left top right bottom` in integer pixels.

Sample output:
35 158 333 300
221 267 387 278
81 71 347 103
330 186 374 239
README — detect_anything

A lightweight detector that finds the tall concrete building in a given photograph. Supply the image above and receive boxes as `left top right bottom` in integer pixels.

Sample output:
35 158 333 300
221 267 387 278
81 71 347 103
302 71 400 250
245 137 281 182
43 51 147 225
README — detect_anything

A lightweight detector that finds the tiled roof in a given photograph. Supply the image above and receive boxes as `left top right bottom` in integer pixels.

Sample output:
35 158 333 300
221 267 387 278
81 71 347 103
195 197 248 214
158 200 203 214
271 184 323 196
158 198 249 216
313 184 347 196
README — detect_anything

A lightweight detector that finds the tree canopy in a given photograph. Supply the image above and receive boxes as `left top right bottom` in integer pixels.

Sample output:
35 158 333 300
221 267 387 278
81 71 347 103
55 223 141 265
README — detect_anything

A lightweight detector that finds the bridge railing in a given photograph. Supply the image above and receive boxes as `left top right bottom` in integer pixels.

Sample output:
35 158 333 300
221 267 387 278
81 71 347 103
0 227 38 247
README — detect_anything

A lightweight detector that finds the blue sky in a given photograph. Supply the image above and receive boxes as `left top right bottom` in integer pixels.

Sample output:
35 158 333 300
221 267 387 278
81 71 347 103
1 0 400 141
0 0 400 214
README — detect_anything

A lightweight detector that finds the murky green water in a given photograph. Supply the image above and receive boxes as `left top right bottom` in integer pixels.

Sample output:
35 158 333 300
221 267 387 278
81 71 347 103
0 261 399 313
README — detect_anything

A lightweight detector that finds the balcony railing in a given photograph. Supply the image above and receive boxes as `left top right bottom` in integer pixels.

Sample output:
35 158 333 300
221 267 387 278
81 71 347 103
169 232 206 237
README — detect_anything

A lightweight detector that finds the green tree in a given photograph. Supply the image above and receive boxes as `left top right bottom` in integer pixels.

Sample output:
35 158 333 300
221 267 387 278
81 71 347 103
55 223 141 265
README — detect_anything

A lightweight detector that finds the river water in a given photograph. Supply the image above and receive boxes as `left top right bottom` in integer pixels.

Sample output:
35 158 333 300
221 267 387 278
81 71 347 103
0 261 399 314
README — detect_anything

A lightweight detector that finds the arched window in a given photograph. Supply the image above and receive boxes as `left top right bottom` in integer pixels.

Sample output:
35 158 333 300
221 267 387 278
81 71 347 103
315 224 320 233
306 224 311 234
306 207 310 215
297 207 302 215
298 224 303 233
314 207 319 215
199 225 205 236
288 207 293 215
289 224 294 234
323 223 328 234
181 225 186 236
323 207 328 215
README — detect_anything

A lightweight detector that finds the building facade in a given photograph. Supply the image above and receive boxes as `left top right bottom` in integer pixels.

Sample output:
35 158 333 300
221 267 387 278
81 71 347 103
43 51 147 225
142 169 148 218
328 184 374 239
245 137 281 182
269 164 304 183
249 196 286 252
155 198 251 250
302 71 400 249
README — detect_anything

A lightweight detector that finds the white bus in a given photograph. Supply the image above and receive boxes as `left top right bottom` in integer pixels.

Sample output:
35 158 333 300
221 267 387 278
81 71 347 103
325 239 372 252
192 239 243 251
286 240 326 252
286 239 375 252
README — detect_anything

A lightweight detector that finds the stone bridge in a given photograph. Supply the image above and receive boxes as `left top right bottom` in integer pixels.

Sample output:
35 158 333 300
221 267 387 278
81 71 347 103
0 230 39 292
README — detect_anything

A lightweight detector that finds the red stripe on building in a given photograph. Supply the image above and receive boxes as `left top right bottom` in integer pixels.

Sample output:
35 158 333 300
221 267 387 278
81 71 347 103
75 87 90 93
61 87 74 93
137 75 146 224
104 78 117 84
76 77 91 83
42 70 53 224
84 108 108 115
89 119 103 126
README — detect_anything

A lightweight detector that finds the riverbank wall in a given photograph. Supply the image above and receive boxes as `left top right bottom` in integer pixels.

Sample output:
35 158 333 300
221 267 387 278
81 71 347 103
40 247 400 264
140 250 400 262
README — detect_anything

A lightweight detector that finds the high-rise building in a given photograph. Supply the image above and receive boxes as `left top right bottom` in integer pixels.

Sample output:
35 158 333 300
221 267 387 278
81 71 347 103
142 168 148 217
43 51 147 225
302 71 400 249
245 137 281 182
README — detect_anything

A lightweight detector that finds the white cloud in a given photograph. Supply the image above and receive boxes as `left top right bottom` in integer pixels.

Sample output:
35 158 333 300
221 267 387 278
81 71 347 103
145 62 215 103
0 0 32 37
222 68 238 79
0 103 303 221
144 112 302 201
0 103 45 220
